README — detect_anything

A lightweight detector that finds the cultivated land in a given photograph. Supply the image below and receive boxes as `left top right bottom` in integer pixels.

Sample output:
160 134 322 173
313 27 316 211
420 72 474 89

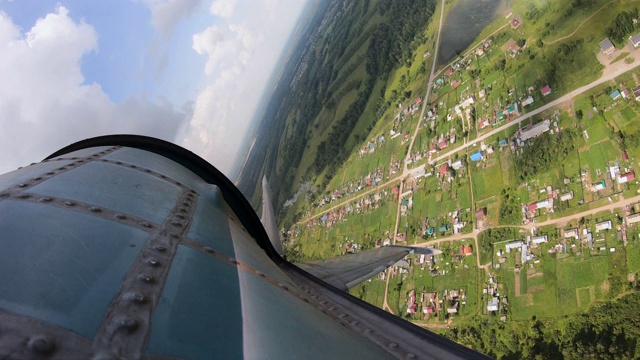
266 0 640 357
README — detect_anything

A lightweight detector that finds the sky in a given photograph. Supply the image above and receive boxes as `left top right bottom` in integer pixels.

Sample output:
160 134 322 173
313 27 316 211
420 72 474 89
0 0 310 178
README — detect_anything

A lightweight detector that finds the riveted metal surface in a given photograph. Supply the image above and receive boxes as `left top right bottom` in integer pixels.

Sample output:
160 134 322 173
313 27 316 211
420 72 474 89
46 146 115 161
29 161 182 225
0 160 74 190
0 309 93 359
0 200 148 339
186 184 237 257
92 189 198 358
103 148 204 190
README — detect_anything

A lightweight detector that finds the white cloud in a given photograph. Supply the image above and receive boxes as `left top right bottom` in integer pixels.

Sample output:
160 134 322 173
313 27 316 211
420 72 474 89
209 0 238 19
179 0 308 176
143 0 204 37
0 6 187 173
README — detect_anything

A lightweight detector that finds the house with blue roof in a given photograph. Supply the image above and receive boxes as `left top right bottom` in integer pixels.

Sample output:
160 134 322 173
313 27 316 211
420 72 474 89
470 152 483 162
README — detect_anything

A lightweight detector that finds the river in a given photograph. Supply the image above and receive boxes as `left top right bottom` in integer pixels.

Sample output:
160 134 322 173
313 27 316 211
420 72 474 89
438 0 509 65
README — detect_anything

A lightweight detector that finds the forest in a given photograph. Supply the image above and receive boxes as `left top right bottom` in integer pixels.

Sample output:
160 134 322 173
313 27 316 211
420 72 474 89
515 129 580 181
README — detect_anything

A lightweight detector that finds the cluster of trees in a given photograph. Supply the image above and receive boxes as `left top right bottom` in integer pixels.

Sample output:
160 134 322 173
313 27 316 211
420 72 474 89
498 187 522 225
556 38 584 56
606 9 639 44
312 0 437 177
446 292 640 359
516 128 580 181
477 227 520 264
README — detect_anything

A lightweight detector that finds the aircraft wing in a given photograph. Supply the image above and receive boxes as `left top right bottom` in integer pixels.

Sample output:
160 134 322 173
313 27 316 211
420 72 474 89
296 246 441 291
260 175 284 256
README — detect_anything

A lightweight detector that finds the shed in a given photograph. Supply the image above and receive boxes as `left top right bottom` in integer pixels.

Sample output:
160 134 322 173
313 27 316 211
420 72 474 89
540 85 551 96
630 33 640 48
600 38 615 55
470 152 483 162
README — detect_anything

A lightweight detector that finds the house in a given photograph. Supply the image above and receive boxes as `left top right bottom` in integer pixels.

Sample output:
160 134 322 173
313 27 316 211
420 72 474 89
396 232 406 243
451 80 461 89
564 228 579 239
618 171 635 184
501 37 517 53
510 17 521 29
487 297 500 312
626 213 640 225
459 245 473 256
439 224 451 232
447 301 459 314
596 220 612 231
475 208 487 222
498 138 508 147
451 160 463 170
532 235 548 245
633 85 640 101
470 152 483 162
445 68 453 77
591 180 606 192
611 90 621 100
540 85 552 96
505 240 524 252
630 33 640 48
522 96 534 106
479 89 486 100
560 191 574 201
439 163 449 176
600 38 615 55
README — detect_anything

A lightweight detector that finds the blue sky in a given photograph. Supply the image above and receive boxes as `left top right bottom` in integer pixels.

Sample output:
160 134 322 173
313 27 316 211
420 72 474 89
0 0 309 177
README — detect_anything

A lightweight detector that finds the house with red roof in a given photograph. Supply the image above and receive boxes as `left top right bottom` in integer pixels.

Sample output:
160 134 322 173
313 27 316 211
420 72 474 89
445 68 453 76
540 85 552 96
618 171 636 184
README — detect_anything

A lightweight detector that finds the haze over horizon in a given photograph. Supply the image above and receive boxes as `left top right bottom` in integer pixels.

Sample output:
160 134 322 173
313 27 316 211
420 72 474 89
0 0 310 178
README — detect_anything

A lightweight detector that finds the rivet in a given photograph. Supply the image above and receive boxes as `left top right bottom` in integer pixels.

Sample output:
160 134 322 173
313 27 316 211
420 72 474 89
101 159 108 162
18 194 30 199
364 328 373 334
0 193 8 198
18 183 27 188
388 342 398 349
229 257 239 265
204 247 215 253
182 202 190 207
114 214 126 220
329 306 337 311
144 169 151 173
160 175 167 179
311 295 319 300
302 298 310 303
255 271 265 277
27 335 55 355
32 177 42 181
406 353 417 359
148 259 159 266
351 320 359 326
170 233 179 239
71 157 78 160
279 283 289 291
114 316 138 333
175 181 182 186
178 207 187 213
46 171 54 175
140 222 152 228
123 292 145 304
130 165 137 168
171 220 182 227
115 162 122 165
77 159 84 163
190 189 196 194
138 274 154 283
30 162 36 166
174 213 185 220
68 163 75 166
320 300 327 305
38 197 52 203
64 201 75 206
154 245 166 252
338 313 347 318
89 207 102 213
186 193 194 198
58 167 66 170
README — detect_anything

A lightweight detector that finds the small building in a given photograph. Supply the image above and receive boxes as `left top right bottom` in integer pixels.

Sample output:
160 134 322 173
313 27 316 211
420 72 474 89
591 180 606 192
532 235 548 245
447 302 459 314
439 163 449 176
451 80 461 89
445 68 453 77
618 171 635 184
630 33 640 48
560 191 574 201
540 85 552 96
522 96 534 106
475 207 487 221
460 245 473 256
470 152 483 162
564 228 579 239
517 119 551 142
626 213 640 225
610 90 621 100
633 85 640 101
501 38 517 53
511 17 521 29
596 220 612 231
600 38 615 55
487 297 499 312
505 240 524 252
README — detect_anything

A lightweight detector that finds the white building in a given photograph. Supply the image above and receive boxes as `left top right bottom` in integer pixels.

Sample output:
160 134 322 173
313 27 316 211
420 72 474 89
517 120 551 142
531 235 548 245
596 220 612 231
